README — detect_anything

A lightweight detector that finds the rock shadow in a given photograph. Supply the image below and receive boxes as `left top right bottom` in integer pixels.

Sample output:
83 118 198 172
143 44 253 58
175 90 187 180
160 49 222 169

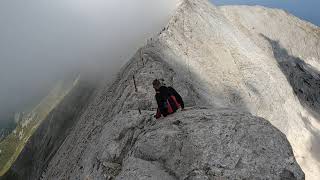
262 34 320 162
262 34 320 120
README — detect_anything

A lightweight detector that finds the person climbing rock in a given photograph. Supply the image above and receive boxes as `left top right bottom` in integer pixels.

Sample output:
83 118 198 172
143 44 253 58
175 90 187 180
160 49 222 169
153 79 184 119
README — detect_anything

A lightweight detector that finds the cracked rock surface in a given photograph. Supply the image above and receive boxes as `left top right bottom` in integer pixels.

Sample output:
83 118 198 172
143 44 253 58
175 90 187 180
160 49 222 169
112 108 303 180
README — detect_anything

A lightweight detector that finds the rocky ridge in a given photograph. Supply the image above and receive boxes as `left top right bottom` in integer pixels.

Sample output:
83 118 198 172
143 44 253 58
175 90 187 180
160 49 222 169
4 0 320 179
41 46 303 180
154 0 319 178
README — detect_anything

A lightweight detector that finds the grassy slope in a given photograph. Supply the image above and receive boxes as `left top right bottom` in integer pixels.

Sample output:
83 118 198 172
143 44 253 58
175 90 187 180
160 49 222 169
0 77 78 176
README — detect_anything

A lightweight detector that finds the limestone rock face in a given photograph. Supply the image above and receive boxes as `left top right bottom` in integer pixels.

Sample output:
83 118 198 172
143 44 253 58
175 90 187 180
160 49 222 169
4 0 316 179
116 109 303 180
153 0 320 178
38 46 303 179
40 41 200 180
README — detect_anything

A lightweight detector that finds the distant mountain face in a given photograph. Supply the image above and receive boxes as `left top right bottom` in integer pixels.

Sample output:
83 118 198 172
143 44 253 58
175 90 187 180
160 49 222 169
3 0 319 179
0 123 15 142
0 85 56 141
212 0 320 26
0 114 15 140
0 109 22 139
0 78 79 176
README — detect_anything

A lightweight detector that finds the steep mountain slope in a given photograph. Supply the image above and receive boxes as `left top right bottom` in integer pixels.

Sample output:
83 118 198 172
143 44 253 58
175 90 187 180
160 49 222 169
3 0 318 179
219 6 320 178
40 46 302 180
152 0 319 178
0 78 78 176
219 5 320 71
39 46 199 179
2 76 97 179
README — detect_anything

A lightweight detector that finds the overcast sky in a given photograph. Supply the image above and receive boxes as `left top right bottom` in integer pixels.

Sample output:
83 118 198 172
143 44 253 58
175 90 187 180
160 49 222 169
0 0 179 123
212 0 320 26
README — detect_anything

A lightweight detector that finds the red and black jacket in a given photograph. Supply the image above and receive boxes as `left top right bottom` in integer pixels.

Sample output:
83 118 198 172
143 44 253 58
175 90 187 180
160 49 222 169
155 86 184 119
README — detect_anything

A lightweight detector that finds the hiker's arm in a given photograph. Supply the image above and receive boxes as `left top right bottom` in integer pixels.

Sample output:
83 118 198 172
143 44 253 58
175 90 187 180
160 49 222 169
170 87 185 109
155 108 161 119
155 93 166 114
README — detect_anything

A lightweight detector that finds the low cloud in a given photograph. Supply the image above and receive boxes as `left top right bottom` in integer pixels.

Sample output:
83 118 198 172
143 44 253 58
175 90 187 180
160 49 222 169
0 0 180 122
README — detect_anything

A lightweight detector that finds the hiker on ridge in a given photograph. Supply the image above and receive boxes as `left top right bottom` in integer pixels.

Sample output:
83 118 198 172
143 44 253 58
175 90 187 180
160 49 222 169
153 79 184 119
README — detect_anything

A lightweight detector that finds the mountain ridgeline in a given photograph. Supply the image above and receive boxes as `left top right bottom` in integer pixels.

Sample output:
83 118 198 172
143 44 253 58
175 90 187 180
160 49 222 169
3 0 320 179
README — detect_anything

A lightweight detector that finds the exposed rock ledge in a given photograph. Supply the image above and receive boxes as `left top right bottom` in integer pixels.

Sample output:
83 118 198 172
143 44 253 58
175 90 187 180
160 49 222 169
86 108 303 179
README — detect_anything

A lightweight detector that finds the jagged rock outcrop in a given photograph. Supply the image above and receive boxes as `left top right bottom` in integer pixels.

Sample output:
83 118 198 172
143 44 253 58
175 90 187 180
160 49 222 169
99 108 302 180
4 0 319 179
